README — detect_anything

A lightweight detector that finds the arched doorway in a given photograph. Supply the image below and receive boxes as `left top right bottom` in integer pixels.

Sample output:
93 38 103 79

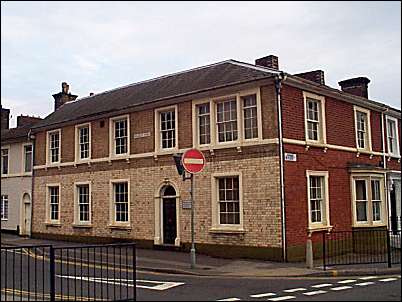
161 185 177 245
21 193 31 236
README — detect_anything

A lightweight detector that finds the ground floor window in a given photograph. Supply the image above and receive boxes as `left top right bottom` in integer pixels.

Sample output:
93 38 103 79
76 183 91 223
48 186 60 222
111 181 130 224
1 195 8 220
306 171 330 230
352 174 386 226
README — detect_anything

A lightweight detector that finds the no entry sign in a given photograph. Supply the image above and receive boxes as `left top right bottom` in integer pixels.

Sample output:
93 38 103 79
182 149 206 174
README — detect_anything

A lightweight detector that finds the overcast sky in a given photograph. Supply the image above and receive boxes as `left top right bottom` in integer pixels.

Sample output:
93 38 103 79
1 1 401 127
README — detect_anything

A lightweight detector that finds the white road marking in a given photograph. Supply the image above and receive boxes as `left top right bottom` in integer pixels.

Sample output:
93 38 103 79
359 276 377 280
56 275 184 291
268 296 296 301
355 282 375 286
311 283 333 288
183 158 204 165
217 298 241 301
250 293 276 298
378 278 398 282
303 290 327 296
337 279 356 284
283 288 306 293
330 286 353 291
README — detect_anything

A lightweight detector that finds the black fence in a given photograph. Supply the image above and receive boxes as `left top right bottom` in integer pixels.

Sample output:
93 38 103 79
1 243 136 301
323 230 401 270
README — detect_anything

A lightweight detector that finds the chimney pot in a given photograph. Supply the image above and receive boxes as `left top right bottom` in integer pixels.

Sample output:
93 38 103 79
90 92 94 96
255 55 279 70
338 77 370 98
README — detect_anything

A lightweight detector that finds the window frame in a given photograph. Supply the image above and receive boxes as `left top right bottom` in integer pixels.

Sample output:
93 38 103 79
385 115 400 157
303 91 327 145
353 106 372 152
109 115 130 157
192 88 262 149
154 105 178 153
22 143 33 174
109 179 131 227
1 195 8 220
210 172 244 232
46 183 61 224
46 129 61 165
75 123 92 162
351 173 386 227
74 181 92 225
306 170 331 231
1 146 10 176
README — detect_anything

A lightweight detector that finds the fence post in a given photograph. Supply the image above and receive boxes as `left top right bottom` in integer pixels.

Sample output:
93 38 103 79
386 230 392 268
134 243 137 302
50 247 56 302
323 232 326 271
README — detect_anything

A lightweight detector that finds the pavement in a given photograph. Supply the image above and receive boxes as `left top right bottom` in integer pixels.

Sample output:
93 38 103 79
1 232 400 278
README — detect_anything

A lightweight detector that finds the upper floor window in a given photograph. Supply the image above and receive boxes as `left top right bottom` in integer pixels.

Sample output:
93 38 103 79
352 175 385 226
217 99 238 143
1 148 9 175
193 89 262 148
76 124 91 160
386 116 400 157
354 106 371 151
303 92 326 144
306 171 330 230
110 116 129 156
1 195 8 220
47 130 61 164
242 94 258 140
197 103 211 145
155 106 178 152
160 110 176 149
24 145 33 173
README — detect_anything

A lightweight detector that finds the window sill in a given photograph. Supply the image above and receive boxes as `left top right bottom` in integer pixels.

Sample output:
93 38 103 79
209 228 245 234
45 222 62 227
307 225 333 235
72 224 93 228
108 224 132 230
352 223 387 228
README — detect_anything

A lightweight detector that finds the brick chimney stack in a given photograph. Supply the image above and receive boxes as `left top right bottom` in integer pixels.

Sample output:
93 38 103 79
255 55 279 70
17 115 43 128
295 70 325 85
338 77 371 99
53 82 78 111
1 106 10 130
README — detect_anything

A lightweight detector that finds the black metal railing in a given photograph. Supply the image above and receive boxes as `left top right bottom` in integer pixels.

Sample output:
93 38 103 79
1 243 136 301
322 230 401 270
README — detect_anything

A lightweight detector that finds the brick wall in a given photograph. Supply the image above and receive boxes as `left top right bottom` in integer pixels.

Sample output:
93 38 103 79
32 145 282 252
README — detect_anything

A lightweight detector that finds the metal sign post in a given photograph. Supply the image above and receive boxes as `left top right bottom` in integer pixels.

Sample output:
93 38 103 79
174 149 205 269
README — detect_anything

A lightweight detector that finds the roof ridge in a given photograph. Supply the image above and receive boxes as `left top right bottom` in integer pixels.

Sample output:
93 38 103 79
70 59 236 104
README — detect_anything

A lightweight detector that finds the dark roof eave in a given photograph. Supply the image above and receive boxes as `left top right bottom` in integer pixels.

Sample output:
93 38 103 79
31 74 276 132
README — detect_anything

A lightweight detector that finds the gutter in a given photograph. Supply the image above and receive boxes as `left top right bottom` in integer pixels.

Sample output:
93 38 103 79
275 71 287 262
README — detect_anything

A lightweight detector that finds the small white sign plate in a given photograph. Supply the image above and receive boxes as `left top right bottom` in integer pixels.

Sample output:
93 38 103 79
285 153 297 162
133 132 151 139
182 200 192 209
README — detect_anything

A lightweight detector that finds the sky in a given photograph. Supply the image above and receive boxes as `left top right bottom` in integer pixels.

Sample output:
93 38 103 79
1 1 401 127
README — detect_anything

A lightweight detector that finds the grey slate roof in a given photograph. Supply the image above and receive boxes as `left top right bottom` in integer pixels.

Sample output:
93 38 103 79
32 60 278 130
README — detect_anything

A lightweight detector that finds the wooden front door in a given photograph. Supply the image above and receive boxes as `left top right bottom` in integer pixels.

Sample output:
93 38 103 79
163 198 177 245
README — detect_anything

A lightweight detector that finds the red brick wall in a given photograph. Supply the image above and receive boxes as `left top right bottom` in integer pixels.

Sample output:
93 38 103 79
61 125 75 163
178 101 192 149
131 109 154 154
283 144 384 248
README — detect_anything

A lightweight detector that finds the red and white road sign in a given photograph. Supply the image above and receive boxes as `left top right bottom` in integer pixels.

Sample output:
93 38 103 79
182 149 206 174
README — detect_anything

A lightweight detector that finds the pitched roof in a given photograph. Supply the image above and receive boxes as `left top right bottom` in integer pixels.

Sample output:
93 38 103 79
1 125 31 143
32 60 278 130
